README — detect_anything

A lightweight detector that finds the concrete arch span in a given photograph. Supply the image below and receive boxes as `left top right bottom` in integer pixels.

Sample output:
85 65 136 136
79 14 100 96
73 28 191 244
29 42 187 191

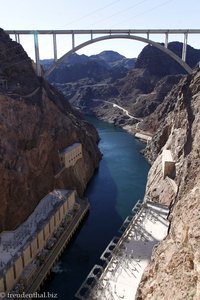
45 34 192 77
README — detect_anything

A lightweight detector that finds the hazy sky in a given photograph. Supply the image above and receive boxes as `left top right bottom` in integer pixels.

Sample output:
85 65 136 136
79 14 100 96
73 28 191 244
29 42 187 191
1 0 199 59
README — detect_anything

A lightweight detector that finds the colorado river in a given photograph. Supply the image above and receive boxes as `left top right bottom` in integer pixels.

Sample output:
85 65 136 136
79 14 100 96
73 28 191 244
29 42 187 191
43 117 150 299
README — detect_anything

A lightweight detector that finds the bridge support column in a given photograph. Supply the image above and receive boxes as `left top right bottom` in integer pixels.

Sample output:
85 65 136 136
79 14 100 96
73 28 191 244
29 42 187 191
15 33 20 43
182 33 188 62
165 33 168 48
90 31 93 40
33 31 41 76
53 33 57 61
72 33 75 49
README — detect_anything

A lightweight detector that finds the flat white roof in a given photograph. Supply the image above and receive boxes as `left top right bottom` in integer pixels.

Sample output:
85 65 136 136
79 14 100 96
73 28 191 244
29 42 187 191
135 133 152 141
60 143 81 154
86 203 169 300
0 189 72 275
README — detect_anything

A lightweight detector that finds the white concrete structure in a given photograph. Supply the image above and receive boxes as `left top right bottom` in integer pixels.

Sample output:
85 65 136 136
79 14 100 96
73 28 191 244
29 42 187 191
6 29 196 76
0 189 76 293
60 143 82 168
162 149 175 178
76 201 169 300
135 132 152 143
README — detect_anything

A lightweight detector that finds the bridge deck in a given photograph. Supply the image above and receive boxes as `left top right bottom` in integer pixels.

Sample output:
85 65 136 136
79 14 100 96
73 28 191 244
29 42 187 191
5 29 200 35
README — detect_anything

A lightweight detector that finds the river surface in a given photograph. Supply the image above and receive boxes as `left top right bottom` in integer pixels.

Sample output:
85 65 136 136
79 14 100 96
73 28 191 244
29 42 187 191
43 117 150 299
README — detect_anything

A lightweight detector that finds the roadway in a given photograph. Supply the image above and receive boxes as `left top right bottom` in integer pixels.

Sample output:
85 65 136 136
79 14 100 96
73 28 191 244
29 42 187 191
92 99 142 121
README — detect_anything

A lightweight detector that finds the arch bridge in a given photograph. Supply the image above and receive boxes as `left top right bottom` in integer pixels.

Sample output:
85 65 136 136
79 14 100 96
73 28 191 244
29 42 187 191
5 29 200 76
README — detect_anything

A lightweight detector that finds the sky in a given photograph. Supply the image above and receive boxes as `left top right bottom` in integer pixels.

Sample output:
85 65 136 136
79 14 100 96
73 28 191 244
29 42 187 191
1 0 199 60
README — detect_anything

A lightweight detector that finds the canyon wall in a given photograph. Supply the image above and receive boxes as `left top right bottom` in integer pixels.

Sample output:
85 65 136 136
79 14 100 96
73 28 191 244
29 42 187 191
137 69 200 299
0 29 101 231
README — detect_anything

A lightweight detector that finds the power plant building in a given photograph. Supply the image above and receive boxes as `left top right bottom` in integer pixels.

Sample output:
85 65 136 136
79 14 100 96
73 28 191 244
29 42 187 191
0 189 76 293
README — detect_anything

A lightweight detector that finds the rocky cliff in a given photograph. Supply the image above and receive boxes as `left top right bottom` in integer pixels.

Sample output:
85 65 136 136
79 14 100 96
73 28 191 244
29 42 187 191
61 42 200 131
136 68 200 299
41 51 136 84
0 29 101 231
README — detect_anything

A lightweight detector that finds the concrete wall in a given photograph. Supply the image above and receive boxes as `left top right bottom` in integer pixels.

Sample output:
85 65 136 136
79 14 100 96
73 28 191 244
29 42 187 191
37 230 45 251
162 150 175 178
55 210 60 227
68 191 76 210
14 256 23 282
5 266 15 292
23 245 32 266
44 223 50 241
59 205 64 220
0 277 5 292
30 237 38 259
49 215 55 234
64 201 68 214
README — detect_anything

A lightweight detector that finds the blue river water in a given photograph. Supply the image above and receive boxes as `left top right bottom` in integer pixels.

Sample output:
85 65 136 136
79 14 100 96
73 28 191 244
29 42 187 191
43 117 150 299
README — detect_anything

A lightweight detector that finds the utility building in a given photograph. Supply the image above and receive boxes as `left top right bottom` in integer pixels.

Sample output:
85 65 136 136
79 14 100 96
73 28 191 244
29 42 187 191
60 143 82 168
162 149 175 178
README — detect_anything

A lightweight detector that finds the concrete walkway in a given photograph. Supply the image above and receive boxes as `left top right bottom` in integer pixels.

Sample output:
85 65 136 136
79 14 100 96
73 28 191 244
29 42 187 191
76 201 169 300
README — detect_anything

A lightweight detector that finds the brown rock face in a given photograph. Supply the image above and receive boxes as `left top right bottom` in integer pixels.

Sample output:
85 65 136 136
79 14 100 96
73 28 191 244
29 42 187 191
137 69 200 299
0 29 101 231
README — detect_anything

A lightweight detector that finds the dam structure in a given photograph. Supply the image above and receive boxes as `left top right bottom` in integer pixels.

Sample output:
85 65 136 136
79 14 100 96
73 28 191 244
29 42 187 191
75 200 169 300
0 189 89 297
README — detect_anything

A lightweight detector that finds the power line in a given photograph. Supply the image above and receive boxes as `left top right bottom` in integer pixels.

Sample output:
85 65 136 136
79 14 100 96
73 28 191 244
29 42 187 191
57 0 123 28
112 0 174 27
90 0 150 27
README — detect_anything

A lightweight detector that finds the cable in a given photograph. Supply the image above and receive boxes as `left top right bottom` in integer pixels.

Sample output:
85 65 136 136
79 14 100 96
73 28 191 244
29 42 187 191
90 0 150 27
112 0 174 27
57 0 123 28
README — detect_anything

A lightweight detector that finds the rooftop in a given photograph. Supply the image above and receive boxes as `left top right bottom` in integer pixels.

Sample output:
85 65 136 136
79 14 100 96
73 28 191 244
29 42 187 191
60 143 81 154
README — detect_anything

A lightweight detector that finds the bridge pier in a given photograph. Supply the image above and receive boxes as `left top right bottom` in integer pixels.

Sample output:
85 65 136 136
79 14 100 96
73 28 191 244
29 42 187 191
53 33 57 61
165 33 168 48
90 31 93 40
33 31 41 76
72 33 75 49
15 33 20 43
182 33 188 62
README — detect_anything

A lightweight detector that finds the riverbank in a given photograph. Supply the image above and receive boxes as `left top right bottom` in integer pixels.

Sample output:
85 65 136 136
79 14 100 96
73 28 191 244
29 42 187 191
123 124 153 143
84 112 153 144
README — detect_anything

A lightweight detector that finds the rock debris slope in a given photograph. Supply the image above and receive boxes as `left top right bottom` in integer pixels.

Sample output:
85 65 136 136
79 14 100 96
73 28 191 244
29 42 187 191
0 28 101 231
137 68 200 300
